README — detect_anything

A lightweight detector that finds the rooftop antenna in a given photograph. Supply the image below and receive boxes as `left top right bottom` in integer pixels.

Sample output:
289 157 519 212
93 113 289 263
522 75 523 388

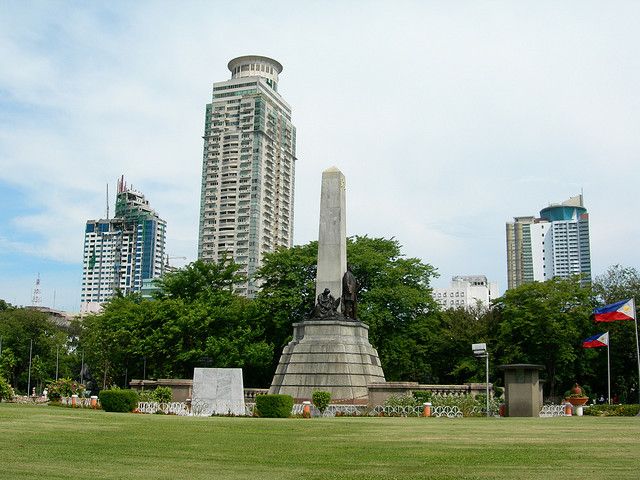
106 182 110 220
32 273 42 307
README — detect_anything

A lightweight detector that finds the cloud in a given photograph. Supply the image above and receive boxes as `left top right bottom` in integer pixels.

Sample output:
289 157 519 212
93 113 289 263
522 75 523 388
1 1 640 309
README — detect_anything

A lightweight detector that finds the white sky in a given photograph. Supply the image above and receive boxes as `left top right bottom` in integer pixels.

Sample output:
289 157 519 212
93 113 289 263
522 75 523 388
1 1 639 311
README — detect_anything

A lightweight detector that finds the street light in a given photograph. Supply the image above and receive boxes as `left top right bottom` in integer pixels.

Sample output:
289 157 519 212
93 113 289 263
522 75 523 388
472 342 490 417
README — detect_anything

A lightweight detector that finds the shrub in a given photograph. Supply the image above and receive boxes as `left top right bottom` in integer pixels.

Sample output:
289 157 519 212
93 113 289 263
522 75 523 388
255 394 293 418
0 377 15 401
584 404 640 417
47 378 85 401
384 394 418 407
138 390 154 402
312 391 331 413
99 389 139 413
412 391 433 404
152 386 173 403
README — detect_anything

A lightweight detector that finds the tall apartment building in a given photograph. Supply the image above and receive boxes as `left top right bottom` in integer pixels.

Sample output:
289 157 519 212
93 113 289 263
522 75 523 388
506 194 591 289
198 55 297 297
80 177 166 313
433 275 498 310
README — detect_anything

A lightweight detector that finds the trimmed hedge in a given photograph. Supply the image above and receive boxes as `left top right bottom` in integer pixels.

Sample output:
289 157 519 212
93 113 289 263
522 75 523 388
99 389 139 413
255 394 293 418
584 404 640 417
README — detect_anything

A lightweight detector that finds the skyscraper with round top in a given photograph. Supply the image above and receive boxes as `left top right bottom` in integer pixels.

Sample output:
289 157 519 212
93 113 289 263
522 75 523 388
198 56 297 296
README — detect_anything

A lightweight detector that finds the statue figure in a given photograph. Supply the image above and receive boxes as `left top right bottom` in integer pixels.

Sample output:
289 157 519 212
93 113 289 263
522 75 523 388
313 288 341 319
341 265 359 320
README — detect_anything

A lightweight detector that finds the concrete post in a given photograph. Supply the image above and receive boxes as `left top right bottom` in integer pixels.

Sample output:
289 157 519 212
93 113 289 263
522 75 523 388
564 402 573 416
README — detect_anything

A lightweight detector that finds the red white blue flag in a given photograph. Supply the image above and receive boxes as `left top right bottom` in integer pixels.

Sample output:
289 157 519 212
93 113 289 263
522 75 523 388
593 299 636 322
583 332 609 348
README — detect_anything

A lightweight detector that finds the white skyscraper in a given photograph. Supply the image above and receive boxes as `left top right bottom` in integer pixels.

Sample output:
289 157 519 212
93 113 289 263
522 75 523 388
80 177 166 313
506 194 591 289
198 55 297 297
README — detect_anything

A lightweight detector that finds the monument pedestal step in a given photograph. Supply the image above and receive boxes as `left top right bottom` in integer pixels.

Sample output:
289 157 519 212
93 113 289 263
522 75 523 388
269 319 385 402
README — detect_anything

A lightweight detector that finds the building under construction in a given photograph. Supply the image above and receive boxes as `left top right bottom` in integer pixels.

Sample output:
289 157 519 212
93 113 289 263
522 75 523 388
80 177 166 313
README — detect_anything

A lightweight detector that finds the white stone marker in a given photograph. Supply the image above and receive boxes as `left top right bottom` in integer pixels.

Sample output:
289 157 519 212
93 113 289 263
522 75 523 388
192 367 245 416
315 167 347 306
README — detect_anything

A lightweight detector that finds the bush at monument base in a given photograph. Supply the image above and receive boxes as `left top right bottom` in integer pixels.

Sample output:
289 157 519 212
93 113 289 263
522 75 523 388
312 391 331 413
99 389 139 413
255 394 293 418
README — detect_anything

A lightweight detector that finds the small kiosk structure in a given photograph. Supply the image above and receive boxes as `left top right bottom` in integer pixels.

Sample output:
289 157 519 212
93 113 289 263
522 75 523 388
499 364 544 417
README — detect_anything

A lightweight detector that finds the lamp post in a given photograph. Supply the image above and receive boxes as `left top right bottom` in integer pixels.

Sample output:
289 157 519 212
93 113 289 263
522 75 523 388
472 343 490 417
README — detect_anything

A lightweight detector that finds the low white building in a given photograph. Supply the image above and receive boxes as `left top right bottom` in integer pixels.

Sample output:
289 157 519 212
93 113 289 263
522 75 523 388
432 275 498 310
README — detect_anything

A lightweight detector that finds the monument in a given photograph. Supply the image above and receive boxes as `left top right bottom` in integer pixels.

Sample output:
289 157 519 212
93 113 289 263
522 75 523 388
269 167 386 403
191 367 245 416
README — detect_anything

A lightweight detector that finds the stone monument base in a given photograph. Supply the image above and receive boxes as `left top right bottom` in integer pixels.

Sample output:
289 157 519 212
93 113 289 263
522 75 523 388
269 319 386 402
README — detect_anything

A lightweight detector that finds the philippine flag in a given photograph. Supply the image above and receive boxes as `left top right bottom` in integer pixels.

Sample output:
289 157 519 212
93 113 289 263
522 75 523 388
593 299 636 322
583 332 609 348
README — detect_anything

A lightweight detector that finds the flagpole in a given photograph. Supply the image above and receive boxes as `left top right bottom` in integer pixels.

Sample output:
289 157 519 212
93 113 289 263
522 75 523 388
633 299 640 404
607 332 611 405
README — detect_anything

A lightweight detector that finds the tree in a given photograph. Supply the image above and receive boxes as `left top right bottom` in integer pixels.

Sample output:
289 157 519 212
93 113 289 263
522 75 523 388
492 277 594 398
0 307 78 394
79 258 274 389
154 258 242 301
432 306 498 385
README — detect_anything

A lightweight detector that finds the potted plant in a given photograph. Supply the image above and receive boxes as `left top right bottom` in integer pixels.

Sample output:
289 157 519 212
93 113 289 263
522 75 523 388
565 383 589 406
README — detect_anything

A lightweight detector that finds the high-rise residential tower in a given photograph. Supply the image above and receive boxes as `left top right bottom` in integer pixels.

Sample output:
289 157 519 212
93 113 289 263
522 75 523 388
506 194 591 289
198 55 297 297
80 177 166 313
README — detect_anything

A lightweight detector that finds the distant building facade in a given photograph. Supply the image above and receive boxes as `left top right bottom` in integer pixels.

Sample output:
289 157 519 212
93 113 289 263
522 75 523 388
433 275 498 310
506 194 591 289
80 177 166 313
197 55 297 297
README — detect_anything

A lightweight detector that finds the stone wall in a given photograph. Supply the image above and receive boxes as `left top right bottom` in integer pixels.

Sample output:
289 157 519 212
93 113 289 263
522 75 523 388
367 381 493 406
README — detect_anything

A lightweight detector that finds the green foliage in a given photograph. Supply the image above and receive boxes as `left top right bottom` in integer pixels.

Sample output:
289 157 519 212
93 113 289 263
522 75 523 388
99 389 139 413
152 386 172 403
137 387 172 403
0 377 15 401
79 258 274 388
492 277 594 397
47 378 85 401
584 404 640 416
255 394 293 418
154 258 243 301
412 391 433 404
311 391 331 413
384 394 419 407
0 306 79 394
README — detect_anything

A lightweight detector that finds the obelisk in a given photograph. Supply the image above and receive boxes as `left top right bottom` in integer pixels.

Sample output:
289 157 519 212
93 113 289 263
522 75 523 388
268 167 386 403
315 167 347 304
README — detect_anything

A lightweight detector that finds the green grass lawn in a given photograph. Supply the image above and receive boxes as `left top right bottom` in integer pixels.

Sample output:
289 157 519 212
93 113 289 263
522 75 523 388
1 404 639 479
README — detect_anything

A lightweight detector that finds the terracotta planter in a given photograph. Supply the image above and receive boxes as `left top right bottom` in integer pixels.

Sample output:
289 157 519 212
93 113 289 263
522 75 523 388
565 397 589 406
